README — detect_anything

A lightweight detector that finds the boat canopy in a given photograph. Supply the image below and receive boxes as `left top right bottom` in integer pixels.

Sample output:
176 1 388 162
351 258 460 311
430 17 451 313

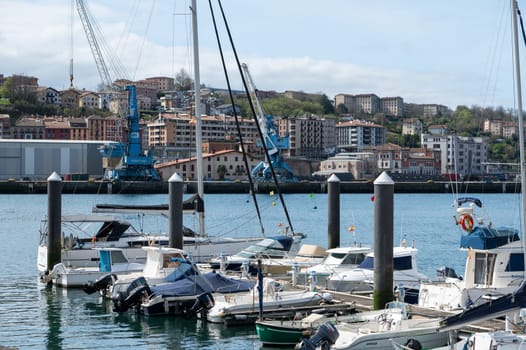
296 244 327 258
459 226 520 250
456 197 483 208
94 220 132 241
93 194 204 214
150 271 255 296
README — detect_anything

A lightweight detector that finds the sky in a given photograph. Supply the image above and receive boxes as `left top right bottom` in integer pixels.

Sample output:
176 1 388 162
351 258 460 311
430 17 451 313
0 0 524 110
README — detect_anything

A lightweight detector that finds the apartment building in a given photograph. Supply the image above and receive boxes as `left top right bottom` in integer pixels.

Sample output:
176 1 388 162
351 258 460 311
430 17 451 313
154 149 259 181
87 115 125 142
12 117 45 139
314 152 376 180
335 93 403 116
276 116 336 159
144 76 175 92
421 133 488 176
401 147 441 176
336 120 386 152
147 113 259 154
60 89 81 109
45 119 71 140
402 118 423 136
79 91 99 109
69 118 89 140
0 114 11 138
380 97 404 117
36 87 60 105
483 119 518 139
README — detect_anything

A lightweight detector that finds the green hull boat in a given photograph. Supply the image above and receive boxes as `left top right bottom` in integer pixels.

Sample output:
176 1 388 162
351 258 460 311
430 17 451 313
255 319 314 346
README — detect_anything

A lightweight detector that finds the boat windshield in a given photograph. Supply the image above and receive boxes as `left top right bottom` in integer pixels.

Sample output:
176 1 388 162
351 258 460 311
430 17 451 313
236 238 288 258
356 255 413 270
357 256 374 269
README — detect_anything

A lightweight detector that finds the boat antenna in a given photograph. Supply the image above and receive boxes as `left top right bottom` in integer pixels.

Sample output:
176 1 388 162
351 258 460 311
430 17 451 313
214 0 296 233
511 0 526 270
206 0 266 236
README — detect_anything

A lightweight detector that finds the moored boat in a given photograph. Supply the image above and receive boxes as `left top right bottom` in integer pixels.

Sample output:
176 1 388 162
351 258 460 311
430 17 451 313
418 197 522 311
297 301 449 350
295 245 371 288
206 278 334 325
326 246 428 298
255 305 377 347
41 247 144 288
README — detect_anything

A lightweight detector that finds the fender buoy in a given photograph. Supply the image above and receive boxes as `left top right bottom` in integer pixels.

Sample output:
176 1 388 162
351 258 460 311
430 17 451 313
460 214 474 232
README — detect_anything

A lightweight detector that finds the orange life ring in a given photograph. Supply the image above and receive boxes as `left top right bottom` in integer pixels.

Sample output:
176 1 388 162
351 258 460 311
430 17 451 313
460 214 474 232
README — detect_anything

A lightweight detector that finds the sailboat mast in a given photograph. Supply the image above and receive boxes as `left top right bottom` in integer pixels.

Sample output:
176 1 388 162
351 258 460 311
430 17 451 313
511 0 526 271
191 0 205 237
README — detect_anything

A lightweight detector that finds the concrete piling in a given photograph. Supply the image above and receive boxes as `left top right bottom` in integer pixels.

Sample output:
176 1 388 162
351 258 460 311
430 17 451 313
47 172 62 272
168 173 184 249
327 174 341 249
373 171 395 309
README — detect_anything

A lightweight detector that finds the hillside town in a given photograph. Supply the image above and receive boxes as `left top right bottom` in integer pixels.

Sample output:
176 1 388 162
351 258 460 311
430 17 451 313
0 73 518 182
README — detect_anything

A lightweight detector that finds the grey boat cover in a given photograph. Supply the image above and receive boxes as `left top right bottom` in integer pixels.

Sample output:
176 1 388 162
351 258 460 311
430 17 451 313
151 271 255 296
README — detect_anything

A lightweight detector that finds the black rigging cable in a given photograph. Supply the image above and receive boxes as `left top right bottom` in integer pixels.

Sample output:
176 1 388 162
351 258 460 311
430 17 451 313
213 0 296 234
208 0 265 237
207 0 265 236
517 5 526 48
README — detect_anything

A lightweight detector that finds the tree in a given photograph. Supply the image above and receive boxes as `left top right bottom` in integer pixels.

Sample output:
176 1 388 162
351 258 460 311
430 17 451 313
318 94 335 114
175 68 193 91
1 76 37 103
335 103 348 115
217 164 227 181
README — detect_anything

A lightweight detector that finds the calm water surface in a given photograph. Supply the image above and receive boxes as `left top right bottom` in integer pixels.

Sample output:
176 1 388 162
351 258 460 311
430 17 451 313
0 192 522 349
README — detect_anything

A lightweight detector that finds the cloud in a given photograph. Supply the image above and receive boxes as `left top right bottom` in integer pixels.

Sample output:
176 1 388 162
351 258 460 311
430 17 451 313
0 0 518 111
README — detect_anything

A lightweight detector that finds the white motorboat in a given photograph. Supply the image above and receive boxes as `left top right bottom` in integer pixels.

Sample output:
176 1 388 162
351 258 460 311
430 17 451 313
206 278 333 324
297 301 449 350
295 245 371 287
418 197 522 311
326 246 428 298
83 246 194 296
208 233 305 274
40 247 144 288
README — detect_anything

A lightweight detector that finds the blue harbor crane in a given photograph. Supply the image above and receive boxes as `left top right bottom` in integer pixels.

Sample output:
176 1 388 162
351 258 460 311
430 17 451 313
99 85 159 181
241 63 296 182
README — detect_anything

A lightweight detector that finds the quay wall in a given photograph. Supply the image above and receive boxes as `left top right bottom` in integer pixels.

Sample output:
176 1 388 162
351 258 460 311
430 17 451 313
0 180 520 195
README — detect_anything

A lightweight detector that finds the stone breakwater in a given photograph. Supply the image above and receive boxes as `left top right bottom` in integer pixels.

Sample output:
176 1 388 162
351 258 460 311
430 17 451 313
0 179 520 194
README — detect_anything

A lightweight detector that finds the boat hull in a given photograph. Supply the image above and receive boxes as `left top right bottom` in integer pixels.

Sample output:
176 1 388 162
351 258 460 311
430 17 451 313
333 324 449 350
38 238 262 272
255 321 309 346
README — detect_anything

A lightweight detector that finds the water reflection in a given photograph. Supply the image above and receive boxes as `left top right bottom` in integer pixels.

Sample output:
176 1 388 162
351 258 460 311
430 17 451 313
39 285 261 349
43 285 63 350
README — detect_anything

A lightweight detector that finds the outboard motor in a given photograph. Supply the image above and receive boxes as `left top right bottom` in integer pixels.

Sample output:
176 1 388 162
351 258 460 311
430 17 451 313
436 266 460 279
83 273 117 295
403 338 422 350
112 277 151 313
184 292 215 318
296 322 339 350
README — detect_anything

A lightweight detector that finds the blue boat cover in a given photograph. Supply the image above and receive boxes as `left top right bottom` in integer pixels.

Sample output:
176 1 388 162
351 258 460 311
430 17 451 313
151 271 255 296
269 235 294 251
459 226 520 249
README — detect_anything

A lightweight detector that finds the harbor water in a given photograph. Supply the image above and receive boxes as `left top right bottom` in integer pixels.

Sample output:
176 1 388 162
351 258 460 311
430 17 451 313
0 192 523 349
